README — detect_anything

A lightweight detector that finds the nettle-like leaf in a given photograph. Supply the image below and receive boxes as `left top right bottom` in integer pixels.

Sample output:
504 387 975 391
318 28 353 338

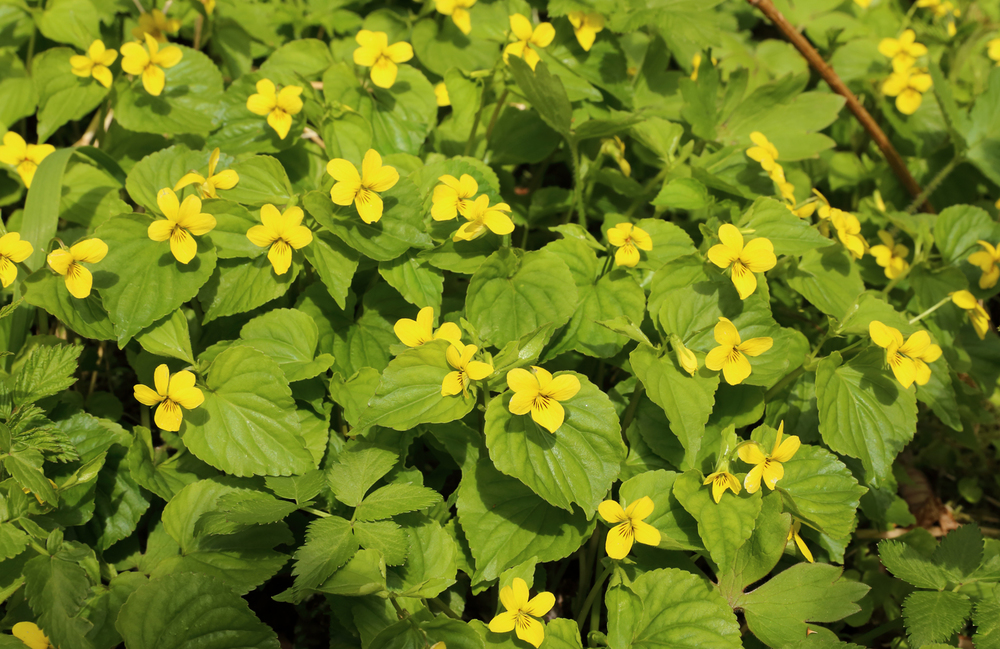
607 567 742 649
117 572 280 649
740 563 870 646
673 470 762 574
484 372 625 517
357 339 479 431
457 455 595 585
816 349 917 486
465 248 579 348
182 346 315 478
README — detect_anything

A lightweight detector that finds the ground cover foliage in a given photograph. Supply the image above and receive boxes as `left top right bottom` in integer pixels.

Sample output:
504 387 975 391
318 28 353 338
0 0 999 647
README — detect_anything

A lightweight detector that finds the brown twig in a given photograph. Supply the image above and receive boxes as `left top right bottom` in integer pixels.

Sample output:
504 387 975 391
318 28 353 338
745 0 934 213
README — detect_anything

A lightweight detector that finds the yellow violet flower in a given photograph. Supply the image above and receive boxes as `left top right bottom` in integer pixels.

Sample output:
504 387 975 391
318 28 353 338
854 0 871 7
435 82 450 107
951 290 992 340
0 132 55 189
878 29 928 69
12 622 50 649
830 210 867 259
442 341 494 396
869 230 910 279
174 148 240 198
568 12 604 52
746 131 779 171
690 52 717 81
134 364 205 432
132 9 180 42
327 149 399 224
435 0 476 35
148 188 217 264
46 238 108 299
738 422 800 493
989 39 1000 65
675 340 698 376
703 470 741 503
968 241 1000 289
246 79 304 140
394 306 462 347
882 61 932 115
246 204 313 275
120 33 182 97
453 194 514 242
488 578 555 648
0 233 33 288
506 366 580 433
607 223 652 268
600 136 631 177
705 317 773 386
707 223 777 300
598 496 661 559
70 40 117 88
788 519 814 563
812 189 834 219
869 320 941 388
504 14 555 71
354 30 414 89
431 174 478 221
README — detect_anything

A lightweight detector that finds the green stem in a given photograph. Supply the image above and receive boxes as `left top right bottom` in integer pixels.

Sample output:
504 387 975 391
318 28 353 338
302 506 331 518
428 597 462 619
905 154 963 214
575 565 611 629
881 260 916 296
764 366 804 401
464 79 490 157
390 598 407 619
852 617 904 646
619 381 645 440
909 296 952 324
897 0 922 34
26 25 37 72
485 89 509 143
574 530 599 618
561 139 585 225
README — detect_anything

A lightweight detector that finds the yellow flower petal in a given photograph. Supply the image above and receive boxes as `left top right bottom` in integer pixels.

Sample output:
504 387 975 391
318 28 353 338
531 398 565 433
370 58 399 88
267 108 294 140
721 351 752 385
64 263 94 299
142 64 166 96
441 370 464 396
169 227 197 264
598 499 627 524
761 460 784 490
744 462 765 494
625 495 654 520
155 399 184 431
738 337 773 357
633 520 661 547
488 611 517 634
605 521 634 559
12 622 50 649
524 591 555 617
355 188 384 223
514 617 545 648
268 239 293 275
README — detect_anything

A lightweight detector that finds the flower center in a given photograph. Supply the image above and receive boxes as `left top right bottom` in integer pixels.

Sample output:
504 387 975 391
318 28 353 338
532 394 555 411
725 347 743 365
